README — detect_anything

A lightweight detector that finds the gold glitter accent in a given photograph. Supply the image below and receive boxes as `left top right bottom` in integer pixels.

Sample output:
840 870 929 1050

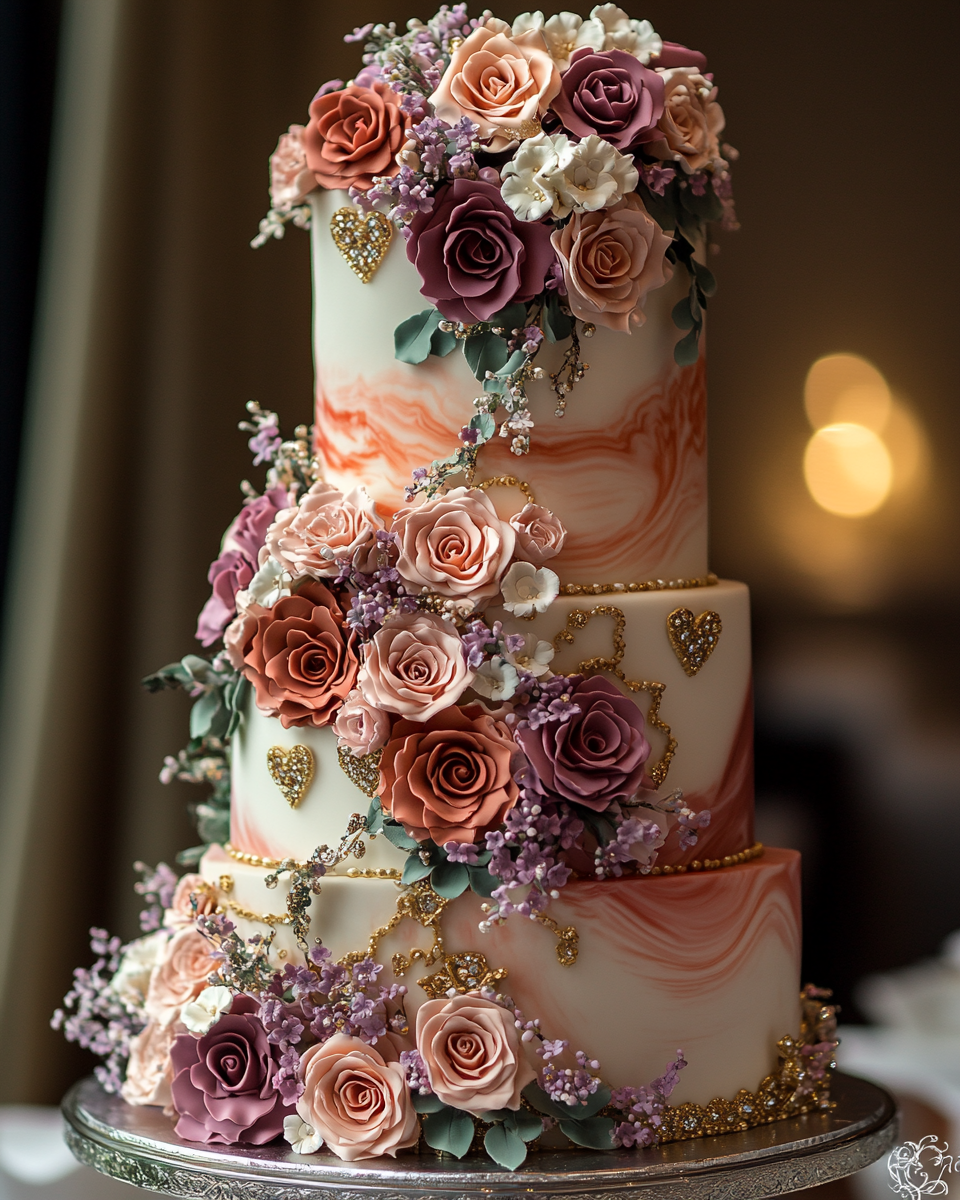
646 842 763 877
330 207 393 283
553 605 677 787
218 874 234 894
337 746 382 798
496 116 542 142
277 949 288 960
342 867 403 879
266 745 314 809
666 608 723 677
560 574 718 596
475 475 536 506
536 913 579 966
418 951 509 998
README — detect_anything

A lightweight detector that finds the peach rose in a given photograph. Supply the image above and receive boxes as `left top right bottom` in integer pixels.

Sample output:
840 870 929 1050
266 482 383 579
649 67 725 174
296 1034 419 1161
358 611 473 721
241 581 359 728
430 23 561 153
393 487 515 602
269 124 316 211
334 689 392 757
223 608 258 670
165 874 217 929
305 82 411 192
551 192 672 333
122 1018 179 1108
509 503 566 565
144 928 221 1027
379 705 519 844
416 993 536 1115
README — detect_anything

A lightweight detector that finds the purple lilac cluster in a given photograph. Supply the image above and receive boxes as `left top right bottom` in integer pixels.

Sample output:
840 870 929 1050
592 815 662 879
400 1048 433 1094
340 534 418 634
133 861 178 932
51 929 145 1093
537 1040 603 1107
610 1052 687 1147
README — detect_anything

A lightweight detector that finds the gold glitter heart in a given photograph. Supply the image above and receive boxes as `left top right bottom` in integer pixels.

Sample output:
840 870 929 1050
337 746 382 798
266 745 314 809
666 608 722 677
329 207 393 284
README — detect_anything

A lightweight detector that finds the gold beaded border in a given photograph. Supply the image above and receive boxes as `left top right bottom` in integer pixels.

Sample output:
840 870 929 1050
475 475 536 505
559 573 718 596
223 842 401 878
646 841 763 877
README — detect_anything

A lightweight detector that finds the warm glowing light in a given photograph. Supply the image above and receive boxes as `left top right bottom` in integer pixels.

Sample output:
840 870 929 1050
804 354 891 431
884 401 928 492
803 423 893 516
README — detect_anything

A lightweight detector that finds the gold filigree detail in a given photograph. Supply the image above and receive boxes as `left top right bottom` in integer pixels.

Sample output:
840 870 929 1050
495 116 542 142
560 574 718 596
552 605 677 787
329 207 393 283
536 913 579 966
337 746 382 798
266 745 314 809
475 475 536 506
418 951 509 998
335 879 450 980
666 608 722 677
218 875 234 894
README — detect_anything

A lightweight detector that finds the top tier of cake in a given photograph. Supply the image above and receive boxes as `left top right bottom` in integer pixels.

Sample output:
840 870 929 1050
310 187 708 585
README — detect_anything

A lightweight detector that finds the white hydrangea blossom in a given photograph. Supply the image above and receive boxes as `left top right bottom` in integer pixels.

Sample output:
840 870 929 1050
511 7 660 70
283 1114 323 1155
589 5 662 63
180 985 233 1035
501 133 639 221
503 632 555 677
472 655 520 702
236 557 292 611
501 562 560 618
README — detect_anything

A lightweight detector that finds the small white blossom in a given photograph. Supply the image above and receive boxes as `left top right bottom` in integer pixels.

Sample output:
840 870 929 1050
500 134 563 220
180 985 233 1035
237 557 292 611
503 632 555 677
501 562 560 617
472 655 520 702
589 5 662 62
284 1114 323 1155
501 133 638 221
513 11 604 71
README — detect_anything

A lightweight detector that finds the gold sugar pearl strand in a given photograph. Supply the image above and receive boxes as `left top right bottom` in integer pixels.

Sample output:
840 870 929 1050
560 573 718 596
646 842 764 877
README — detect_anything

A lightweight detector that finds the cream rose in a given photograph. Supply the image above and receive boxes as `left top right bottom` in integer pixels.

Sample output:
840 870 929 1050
651 67 725 174
551 192 672 333
416 993 536 1115
358 611 473 721
509 503 566 564
266 482 383 579
334 689 392 756
144 928 220 1027
429 23 560 153
110 931 169 1011
393 487 515 602
121 1018 179 1107
296 1035 419 1161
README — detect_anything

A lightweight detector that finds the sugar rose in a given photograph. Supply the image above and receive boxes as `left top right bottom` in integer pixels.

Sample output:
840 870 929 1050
650 66 725 174
430 23 560 153
416 993 536 1115
551 192 672 333
144 928 221 1027
334 689 392 757
241 581 359 728
269 124 316 211
266 481 383 579
165 874 216 929
122 1018 179 1108
551 47 663 149
509 503 566 565
393 486 515 602
359 611 473 721
304 81 410 191
379 706 519 844
296 1034 418 1162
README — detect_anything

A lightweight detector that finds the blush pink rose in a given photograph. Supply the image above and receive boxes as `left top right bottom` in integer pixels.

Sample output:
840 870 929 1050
144 928 220 1027
223 608 259 671
416 993 536 1115
269 124 317 211
334 689 392 757
122 1018 179 1108
649 67 725 174
359 611 473 721
165 875 217 929
509 503 566 565
379 706 519 844
551 193 672 333
296 1034 418 1161
430 23 560 153
266 482 383 579
305 82 411 192
241 581 359 728
393 487 515 602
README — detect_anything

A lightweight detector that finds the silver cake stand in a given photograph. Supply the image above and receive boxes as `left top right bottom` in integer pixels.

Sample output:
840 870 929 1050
62 1072 897 1200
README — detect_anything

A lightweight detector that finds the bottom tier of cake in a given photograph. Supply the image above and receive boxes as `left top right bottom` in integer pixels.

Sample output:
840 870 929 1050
200 845 801 1107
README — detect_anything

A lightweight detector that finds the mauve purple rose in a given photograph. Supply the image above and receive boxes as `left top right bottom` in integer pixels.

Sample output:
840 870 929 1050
551 48 664 151
406 178 555 324
195 487 288 647
169 995 293 1145
516 676 650 811
656 42 707 71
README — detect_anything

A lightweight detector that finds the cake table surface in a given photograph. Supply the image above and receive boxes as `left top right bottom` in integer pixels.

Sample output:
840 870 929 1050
63 1072 897 1200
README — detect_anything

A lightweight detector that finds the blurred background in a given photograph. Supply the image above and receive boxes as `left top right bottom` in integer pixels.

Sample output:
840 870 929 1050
0 0 958 1189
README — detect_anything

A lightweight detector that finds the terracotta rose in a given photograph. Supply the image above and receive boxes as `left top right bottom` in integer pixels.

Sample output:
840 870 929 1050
304 81 410 191
241 581 359 729
416 993 536 1115
296 1035 418 1161
379 705 519 844
358 610 474 721
551 192 672 333
144 928 221 1027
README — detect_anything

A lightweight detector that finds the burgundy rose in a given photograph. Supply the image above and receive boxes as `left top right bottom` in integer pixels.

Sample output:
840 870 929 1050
241 580 359 728
515 676 650 811
550 48 663 150
169 995 293 1145
406 178 555 324
656 42 707 70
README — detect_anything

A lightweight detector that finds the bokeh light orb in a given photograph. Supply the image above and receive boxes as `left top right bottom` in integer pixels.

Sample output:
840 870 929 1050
803 422 893 517
804 353 891 431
